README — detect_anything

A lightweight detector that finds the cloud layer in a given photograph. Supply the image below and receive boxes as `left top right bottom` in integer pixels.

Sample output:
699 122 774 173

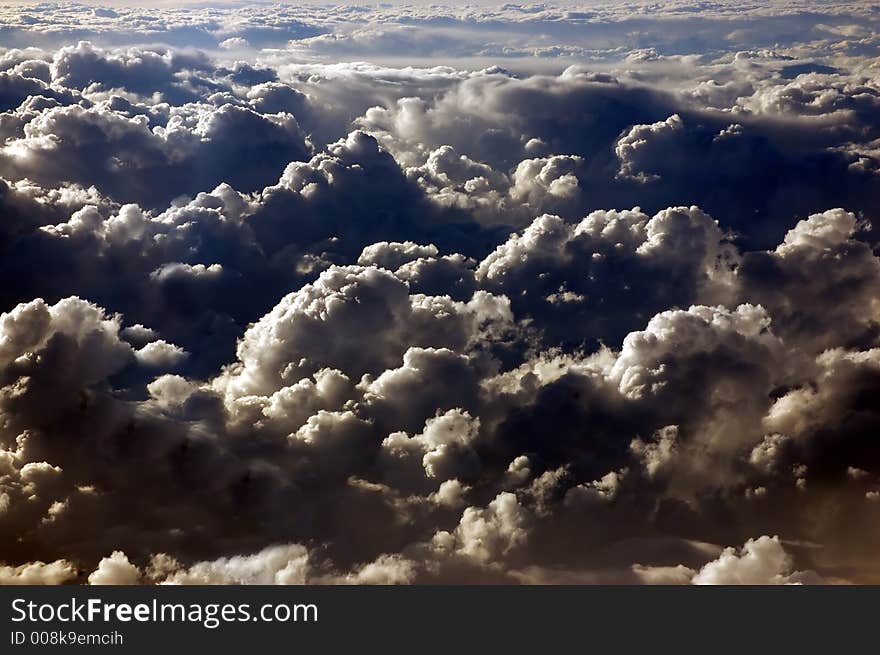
0 1 878 584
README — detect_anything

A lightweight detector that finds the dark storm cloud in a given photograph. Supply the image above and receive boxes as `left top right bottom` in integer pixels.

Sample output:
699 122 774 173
1 1 879 585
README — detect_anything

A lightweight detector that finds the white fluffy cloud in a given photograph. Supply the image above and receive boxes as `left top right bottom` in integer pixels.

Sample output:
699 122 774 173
0 559 77 585
692 536 824 585
219 264 511 398
88 551 142 585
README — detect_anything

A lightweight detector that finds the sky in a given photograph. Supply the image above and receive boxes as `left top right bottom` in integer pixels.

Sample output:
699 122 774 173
0 0 879 585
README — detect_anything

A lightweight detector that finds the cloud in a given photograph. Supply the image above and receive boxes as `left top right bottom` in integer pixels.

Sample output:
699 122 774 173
88 550 142 585
734 209 880 352
381 408 481 483
615 114 685 182
475 206 734 348
135 339 189 369
1 95 310 207
0 559 77 585
0 70 74 112
692 536 824 585
157 544 311 585
218 264 511 398
50 42 211 103
92 543 417 585
358 241 439 270
0 1 878 584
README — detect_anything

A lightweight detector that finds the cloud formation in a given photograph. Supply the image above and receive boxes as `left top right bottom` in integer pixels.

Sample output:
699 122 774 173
1 1 879 584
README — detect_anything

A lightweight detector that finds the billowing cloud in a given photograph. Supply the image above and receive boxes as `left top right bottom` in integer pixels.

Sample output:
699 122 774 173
0 559 78 585
0 1 878 585
692 536 824 585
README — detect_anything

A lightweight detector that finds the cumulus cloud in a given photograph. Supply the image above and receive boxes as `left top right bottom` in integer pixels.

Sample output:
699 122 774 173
88 551 142 585
1 99 311 207
475 206 736 348
616 114 685 181
135 339 189 368
218 264 511 398
692 536 824 585
0 1 877 585
0 559 77 585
